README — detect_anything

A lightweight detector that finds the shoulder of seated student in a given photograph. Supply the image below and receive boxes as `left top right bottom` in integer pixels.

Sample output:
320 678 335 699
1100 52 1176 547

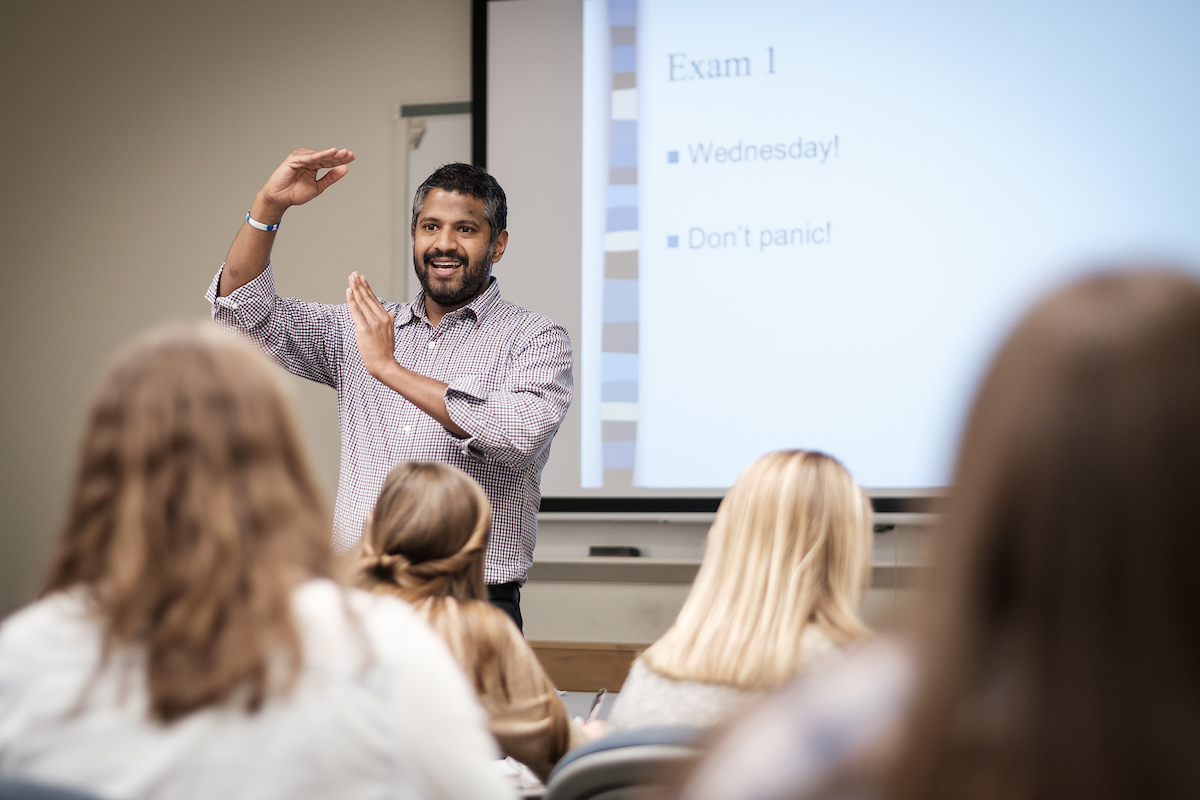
292 579 462 670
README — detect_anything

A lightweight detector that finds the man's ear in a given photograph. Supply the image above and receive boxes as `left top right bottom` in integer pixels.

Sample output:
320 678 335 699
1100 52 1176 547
490 230 510 263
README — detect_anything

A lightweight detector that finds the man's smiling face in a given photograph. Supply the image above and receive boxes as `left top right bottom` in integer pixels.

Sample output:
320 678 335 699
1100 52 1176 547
411 188 506 311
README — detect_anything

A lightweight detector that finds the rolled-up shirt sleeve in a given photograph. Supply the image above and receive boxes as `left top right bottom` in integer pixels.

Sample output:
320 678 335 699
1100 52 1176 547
443 322 573 469
205 264 344 388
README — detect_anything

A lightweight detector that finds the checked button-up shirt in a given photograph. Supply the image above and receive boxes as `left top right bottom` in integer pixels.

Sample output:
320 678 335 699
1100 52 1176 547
206 265 573 585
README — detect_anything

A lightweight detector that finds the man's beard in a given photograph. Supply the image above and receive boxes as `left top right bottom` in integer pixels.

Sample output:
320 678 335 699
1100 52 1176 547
413 246 493 307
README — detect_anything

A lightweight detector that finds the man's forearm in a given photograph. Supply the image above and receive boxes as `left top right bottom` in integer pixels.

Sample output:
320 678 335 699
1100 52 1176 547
372 361 470 438
218 192 287 297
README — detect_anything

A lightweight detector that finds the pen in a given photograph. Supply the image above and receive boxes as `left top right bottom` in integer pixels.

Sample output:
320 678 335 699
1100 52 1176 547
585 688 607 723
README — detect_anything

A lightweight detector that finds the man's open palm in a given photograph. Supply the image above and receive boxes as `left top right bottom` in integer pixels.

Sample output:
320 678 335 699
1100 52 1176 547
261 147 355 210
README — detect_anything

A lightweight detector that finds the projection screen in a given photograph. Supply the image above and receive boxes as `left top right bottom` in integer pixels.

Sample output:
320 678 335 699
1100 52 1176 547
485 0 1200 500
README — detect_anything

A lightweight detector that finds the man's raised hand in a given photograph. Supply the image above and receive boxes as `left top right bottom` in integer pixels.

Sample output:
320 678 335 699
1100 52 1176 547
346 272 398 376
256 147 355 220
218 147 354 298
344 271 468 437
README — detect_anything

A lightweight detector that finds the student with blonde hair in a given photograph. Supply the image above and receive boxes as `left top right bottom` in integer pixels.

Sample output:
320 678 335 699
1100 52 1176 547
0 324 511 800
354 460 592 782
606 449 874 732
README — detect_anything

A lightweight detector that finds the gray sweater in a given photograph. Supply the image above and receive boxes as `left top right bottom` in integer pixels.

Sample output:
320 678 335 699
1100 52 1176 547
607 626 839 732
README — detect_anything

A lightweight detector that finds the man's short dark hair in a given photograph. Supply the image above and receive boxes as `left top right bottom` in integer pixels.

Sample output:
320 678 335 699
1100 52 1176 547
410 163 507 242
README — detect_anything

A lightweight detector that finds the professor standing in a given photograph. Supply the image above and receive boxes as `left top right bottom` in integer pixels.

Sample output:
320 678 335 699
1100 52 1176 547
206 147 573 630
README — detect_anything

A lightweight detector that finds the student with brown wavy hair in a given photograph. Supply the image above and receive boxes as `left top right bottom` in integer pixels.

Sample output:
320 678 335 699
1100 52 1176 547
0 324 511 800
606 449 875 732
679 268 1200 800
354 460 593 782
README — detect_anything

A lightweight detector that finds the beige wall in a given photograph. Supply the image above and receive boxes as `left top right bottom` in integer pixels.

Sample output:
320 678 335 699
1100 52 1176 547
0 0 471 616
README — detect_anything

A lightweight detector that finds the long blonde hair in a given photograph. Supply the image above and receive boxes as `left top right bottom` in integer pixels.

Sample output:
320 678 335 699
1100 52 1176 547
45 323 332 723
354 461 490 605
641 450 873 691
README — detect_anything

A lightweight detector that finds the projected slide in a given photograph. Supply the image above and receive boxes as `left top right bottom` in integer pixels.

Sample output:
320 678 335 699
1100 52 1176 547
579 0 1200 489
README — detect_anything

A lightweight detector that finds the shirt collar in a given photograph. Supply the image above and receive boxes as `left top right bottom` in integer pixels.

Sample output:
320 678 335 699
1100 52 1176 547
398 277 502 327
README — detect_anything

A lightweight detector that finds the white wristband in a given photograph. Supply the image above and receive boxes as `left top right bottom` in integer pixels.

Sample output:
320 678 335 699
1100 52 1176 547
245 212 280 232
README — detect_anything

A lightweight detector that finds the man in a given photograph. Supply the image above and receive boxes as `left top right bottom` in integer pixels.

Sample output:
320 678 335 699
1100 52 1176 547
206 147 573 630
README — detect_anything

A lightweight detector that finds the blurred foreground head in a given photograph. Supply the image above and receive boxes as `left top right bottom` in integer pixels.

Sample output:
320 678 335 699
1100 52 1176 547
45 323 332 723
643 449 874 691
896 269 1200 800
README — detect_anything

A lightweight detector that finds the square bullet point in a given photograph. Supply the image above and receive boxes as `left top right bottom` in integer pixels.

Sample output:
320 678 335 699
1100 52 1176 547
667 150 679 163
667 235 679 248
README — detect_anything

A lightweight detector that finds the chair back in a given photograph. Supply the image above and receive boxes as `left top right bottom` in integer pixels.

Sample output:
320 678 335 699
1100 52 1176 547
545 727 703 800
0 778 104 800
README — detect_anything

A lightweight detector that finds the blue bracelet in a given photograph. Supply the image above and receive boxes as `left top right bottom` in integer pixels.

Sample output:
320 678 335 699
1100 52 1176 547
245 212 281 232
